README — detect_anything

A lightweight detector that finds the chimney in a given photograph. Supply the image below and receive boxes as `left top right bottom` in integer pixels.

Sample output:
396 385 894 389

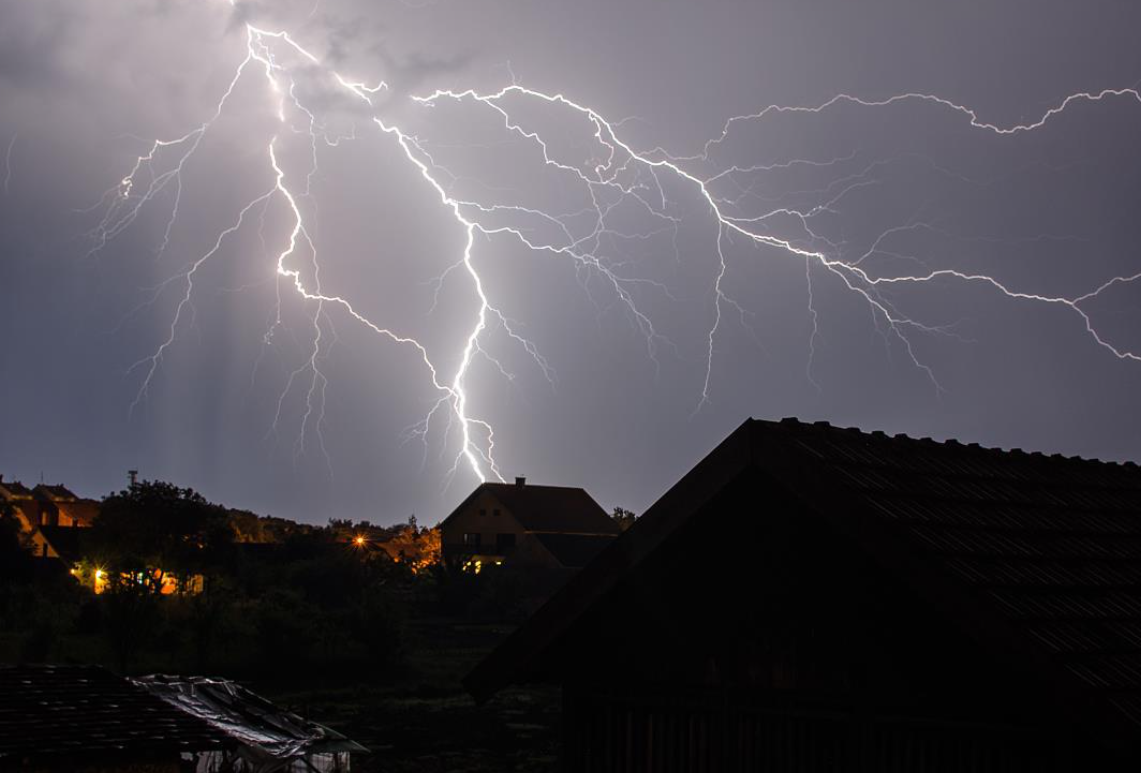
515 476 526 488
128 470 139 488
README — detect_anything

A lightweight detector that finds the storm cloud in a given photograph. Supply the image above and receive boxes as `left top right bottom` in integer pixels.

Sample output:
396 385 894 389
2 0 1140 525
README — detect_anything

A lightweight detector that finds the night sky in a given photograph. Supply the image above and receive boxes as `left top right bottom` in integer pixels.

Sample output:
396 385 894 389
1 0 1140 525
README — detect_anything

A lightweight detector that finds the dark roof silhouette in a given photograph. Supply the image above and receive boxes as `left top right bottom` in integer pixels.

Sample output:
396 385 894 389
0 480 33 498
55 498 99 525
466 417 1141 748
37 525 96 561
531 532 618 567
0 665 230 763
442 482 619 535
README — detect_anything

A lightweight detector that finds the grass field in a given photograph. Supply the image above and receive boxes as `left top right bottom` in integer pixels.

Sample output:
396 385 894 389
260 618 562 772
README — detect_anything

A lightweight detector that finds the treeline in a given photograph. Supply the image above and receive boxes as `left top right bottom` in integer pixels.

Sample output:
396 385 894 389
0 481 530 681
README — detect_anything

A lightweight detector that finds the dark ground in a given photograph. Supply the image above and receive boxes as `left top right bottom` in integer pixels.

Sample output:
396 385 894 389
260 618 561 772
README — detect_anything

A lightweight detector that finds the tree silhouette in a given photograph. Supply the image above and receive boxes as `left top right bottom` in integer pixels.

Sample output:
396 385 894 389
91 480 232 594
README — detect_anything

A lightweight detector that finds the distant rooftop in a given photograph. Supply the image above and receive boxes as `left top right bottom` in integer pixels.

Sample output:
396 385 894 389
445 481 620 535
34 483 79 502
0 478 33 498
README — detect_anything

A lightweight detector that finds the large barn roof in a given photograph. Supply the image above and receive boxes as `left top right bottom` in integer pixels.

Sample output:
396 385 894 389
441 481 620 535
465 417 1141 748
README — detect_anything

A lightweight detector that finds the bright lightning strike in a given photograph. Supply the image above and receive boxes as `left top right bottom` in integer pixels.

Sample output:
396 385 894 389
3 133 15 197
91 6 1141 489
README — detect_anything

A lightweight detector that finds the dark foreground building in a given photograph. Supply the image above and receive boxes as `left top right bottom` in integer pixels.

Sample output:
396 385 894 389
467 418 1141 772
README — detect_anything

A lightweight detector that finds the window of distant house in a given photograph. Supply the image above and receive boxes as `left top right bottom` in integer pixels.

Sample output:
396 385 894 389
493 508 501 516
496 533 516 551
463 532 481 546
479 508 487 517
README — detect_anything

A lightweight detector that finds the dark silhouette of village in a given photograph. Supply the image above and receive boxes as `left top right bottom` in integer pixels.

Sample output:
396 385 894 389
4 416 1141 771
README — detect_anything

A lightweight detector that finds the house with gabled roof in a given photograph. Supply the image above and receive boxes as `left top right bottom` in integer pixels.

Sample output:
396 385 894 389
0 476 58 559
466 417 1141 771
33 483 100 528
439 477 620 572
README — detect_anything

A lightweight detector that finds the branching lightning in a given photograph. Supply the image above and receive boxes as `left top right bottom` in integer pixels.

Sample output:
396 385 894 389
90 3 1141 489
3 133 15 197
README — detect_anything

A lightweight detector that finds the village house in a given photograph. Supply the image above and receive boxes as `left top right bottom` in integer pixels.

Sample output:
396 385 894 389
467 417 1141 771
439 477 620 572
1 474 205 594
0 476 57 559
0 477 100 560
31 483 100 528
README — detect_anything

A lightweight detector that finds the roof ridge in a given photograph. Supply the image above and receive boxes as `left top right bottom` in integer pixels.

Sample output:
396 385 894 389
767 416 1134 469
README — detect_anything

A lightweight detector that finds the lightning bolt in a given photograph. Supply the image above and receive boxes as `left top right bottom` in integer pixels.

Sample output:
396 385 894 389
91 4 1141 489
3 133 15 197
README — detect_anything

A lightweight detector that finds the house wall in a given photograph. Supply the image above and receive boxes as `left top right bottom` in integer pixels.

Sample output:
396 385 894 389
440 490 526 564
509 533 567 571
4 504 59 558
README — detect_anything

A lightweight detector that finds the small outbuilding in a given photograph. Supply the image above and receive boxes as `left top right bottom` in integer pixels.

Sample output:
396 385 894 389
467 417 1141 772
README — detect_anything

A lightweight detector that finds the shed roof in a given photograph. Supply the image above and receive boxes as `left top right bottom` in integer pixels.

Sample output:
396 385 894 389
465 417 1141 748
442 482 619 535
0 665 230 762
